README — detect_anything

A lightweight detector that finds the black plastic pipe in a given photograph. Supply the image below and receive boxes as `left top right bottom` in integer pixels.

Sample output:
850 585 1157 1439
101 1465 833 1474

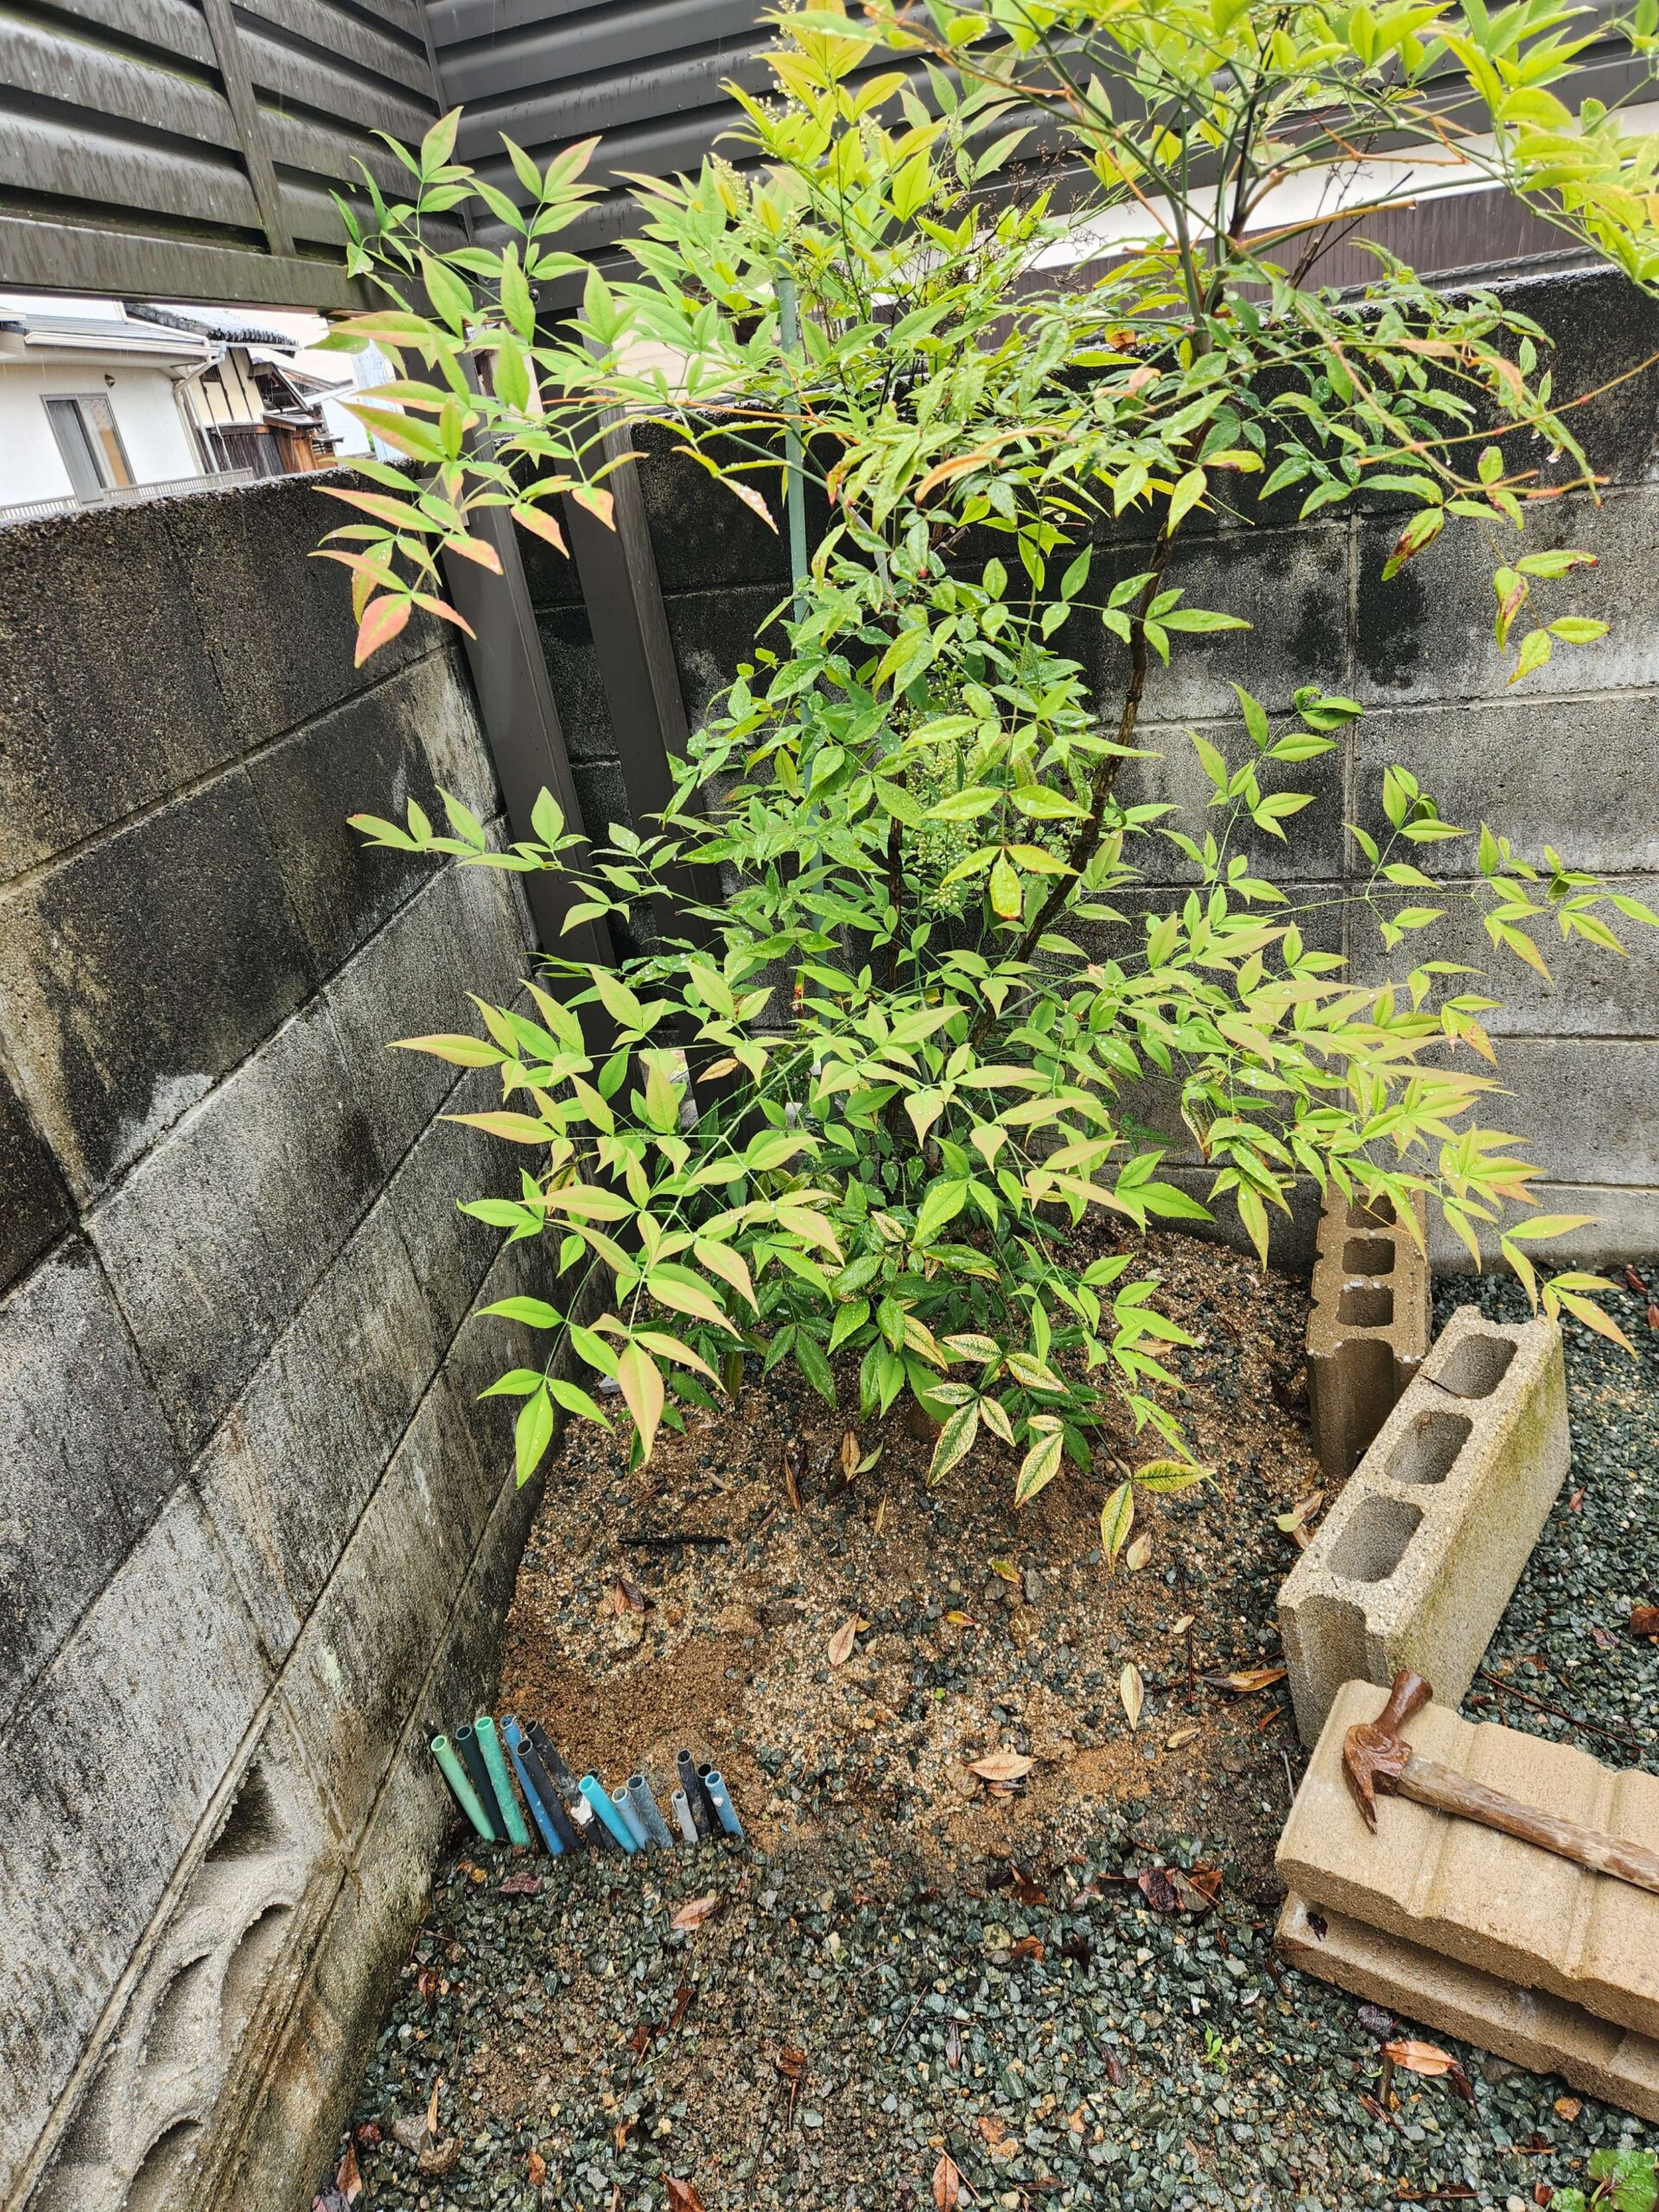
677 1748 716 1839
454 1722 505 1837
526 1721 582 1805
512 1727 583 1853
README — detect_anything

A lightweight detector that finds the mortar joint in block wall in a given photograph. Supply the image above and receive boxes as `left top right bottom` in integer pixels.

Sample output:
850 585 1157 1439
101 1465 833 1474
1280 1303 1570 1749
1306 1186 1433 1483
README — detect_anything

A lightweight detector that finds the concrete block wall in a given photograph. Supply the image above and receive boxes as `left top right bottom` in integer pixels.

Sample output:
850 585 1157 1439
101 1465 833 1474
0 480 550 2212
523 265 1659 1271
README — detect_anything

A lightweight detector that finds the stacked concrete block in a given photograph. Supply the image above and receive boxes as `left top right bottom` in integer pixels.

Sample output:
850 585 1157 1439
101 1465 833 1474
1307 1186 1433 1480
1277 1680 1659 2118
1279 1306 1569 1747
0 482 543 2212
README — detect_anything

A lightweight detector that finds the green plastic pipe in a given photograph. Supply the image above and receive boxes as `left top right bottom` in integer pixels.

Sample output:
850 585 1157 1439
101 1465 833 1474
476 1714 531 1846
430 1733 496 1842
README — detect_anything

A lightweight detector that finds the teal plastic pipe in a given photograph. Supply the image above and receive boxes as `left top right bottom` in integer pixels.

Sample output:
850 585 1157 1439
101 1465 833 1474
430 1734 495 1841
581 1772 639 1852
476 1715 531 1847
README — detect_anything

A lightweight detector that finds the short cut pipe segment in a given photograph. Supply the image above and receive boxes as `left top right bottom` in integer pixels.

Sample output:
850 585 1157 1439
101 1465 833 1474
671 1787 699 1846
627 1773 674 1850
454 1723 504 1838
506 1722 582 1852
501 1719 564 1855
525 1722 582 1804
476 1715 531 1847
695 1761 725 1835
582 1773 639 1852
612 1783 649 1849
704 1769 744 1842
677 1749 715 1839
431 1734 495 1842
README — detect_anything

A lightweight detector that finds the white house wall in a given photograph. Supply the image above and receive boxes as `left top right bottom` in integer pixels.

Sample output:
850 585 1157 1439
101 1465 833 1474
0 362 200 505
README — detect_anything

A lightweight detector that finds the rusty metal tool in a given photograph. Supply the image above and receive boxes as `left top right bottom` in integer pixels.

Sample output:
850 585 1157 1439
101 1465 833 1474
1343 1669 1659 1897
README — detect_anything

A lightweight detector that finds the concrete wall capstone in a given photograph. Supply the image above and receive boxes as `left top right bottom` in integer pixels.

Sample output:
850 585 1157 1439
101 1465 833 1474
0 478 551 2212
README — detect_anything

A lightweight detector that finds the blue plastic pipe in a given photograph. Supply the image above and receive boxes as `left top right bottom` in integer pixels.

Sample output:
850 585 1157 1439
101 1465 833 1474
477 1715 531 1847
612 1783 649 1849
502 1719 564 1855
502 1717 582 1852
704 1769 744 1842
627 1773 674 1850
581 1773 639 1853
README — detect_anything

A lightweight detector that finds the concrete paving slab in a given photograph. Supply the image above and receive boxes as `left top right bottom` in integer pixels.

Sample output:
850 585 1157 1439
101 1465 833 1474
1277 1678 1659 2044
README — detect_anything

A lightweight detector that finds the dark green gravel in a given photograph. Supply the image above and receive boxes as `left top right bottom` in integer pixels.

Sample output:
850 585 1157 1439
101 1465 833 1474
325 1279 1658 2212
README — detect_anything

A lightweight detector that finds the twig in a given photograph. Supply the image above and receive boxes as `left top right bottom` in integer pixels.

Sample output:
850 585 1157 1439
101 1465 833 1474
623 1532 730 1548
887 2002 919 2054
1473 1669 1641 1749
1281 1746 1297 1803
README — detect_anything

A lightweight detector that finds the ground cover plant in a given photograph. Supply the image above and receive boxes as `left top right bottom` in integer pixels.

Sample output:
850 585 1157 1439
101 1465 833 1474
315 0 1659 1521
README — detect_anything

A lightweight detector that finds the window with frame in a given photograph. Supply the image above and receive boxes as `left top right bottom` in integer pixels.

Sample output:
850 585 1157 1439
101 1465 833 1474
43 393 135 502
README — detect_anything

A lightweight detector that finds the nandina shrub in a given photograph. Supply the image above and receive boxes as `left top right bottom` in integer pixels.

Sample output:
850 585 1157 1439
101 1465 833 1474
317 0 1659 1543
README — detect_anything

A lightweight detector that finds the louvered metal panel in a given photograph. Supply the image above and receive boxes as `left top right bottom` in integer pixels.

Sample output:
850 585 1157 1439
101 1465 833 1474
0 0 443 307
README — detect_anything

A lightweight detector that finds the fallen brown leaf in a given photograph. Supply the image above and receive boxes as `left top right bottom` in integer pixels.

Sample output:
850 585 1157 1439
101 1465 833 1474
424 2078 441 2139
500 1870 542 1896
944 1608 981 1627
1103 2048 1128 2087
669 1980 694 2030
841 1428 860 1480
1568 1488 1585 1512
977 2115 1009 2145
1009 1865 1046 1906
1165 1726 1198 1750
1207 1665 1287 1694
1120 1662 1144 1730
1554 2095 1582 2122
1630 1605 1659 1637
671 1892 721 1931
1625 1265 1648 1296
665 2182 707 2212
828 1617 860 1665
613 2120 636 2152
1170 1866 1223 1914
1649 1301 1659 1332
782 1437 804 1512
1382 2038 1476 2101
1138 1866 1179 1912
775 2045 806 2082
610 1573 648 1613
1010 1935 1046 1964
627 2023 652 2056
933 2151 963 2211
335 2139 362 2204
528 2148 547 2185
945 2020 962 2070
1125 1535 1152 1573
969 1751 1033 1784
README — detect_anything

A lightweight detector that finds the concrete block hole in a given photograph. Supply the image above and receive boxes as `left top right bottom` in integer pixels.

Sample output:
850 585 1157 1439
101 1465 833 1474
1343 1236 1396 1274
1436 1332 1517 1398
1338 1282 1395 1327
1387 1408 1472 1485
1326 1494 1423 1584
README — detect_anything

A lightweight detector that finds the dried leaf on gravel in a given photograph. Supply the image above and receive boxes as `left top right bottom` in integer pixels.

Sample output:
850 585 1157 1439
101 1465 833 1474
969 1751 1033 1783
424 2080 441 2138
946 2021 962 2070
1138 1866 1179 1911
528 2148 547 2184
1554 2096 1582 2121
988 1556 1019 1583
500 1870 543 1895
610 1574 647 1613
1631 1605 1659 1637
1120 1662 1144 1729
828 1617 860 1664
1169 1866 1222 1914
1626 1267 1649 1295
781 1437 804 1511
335 2141 362 2204
933 2151 963 2210
775 2045 806 2082
1383 2038 1476 2101
1206 1665 1287 1694
671 1893 721 1931
1010 1935 1046 1963
665 2182 707 2212
1009 1865 1047 1906
977 2115 1009 2145
1103 2049 1128 2087
1165 1726 1198 1749
1649 1302 1659 1332
1125 1534 1152 1573
1357 2003 1395 2043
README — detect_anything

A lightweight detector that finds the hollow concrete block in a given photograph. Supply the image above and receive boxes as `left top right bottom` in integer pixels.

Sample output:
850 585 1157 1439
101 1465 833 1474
1276 1894 1659 2123
1306 1185 1432 1482
1280 1306 1569 1747
1276 1679 1659 2044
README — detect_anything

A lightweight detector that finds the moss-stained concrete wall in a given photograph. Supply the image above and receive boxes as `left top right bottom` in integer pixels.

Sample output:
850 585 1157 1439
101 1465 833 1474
522 264 1659 1273
0 478 550 2212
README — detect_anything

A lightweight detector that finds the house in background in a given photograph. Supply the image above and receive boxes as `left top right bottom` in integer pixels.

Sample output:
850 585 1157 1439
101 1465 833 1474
0 295 366 524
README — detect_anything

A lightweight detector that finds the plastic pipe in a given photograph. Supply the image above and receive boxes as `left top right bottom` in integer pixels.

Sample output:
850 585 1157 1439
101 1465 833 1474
704 1769 744 1843
696 1761 725 1834
526 1721 582 1805
627 1773 674 1850
671 1786 699 1846
505 1720 582 1852
431 1734 496 1842
677 1749 715 1840
501 1719 565 1855
581 1773 639 1853
454 1723 505 1838
612 1783 649 1850
476 1715 531 1847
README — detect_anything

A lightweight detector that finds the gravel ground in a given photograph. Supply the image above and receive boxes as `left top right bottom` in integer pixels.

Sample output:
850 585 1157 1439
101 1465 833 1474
322 1271 1659 2212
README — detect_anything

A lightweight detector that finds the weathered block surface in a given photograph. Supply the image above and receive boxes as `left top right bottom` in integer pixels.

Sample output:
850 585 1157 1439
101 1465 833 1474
1277 1679 1659 2042
1280 1306 1569 1746
1277 1892 1659 2122
1306 1187 1432 1482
